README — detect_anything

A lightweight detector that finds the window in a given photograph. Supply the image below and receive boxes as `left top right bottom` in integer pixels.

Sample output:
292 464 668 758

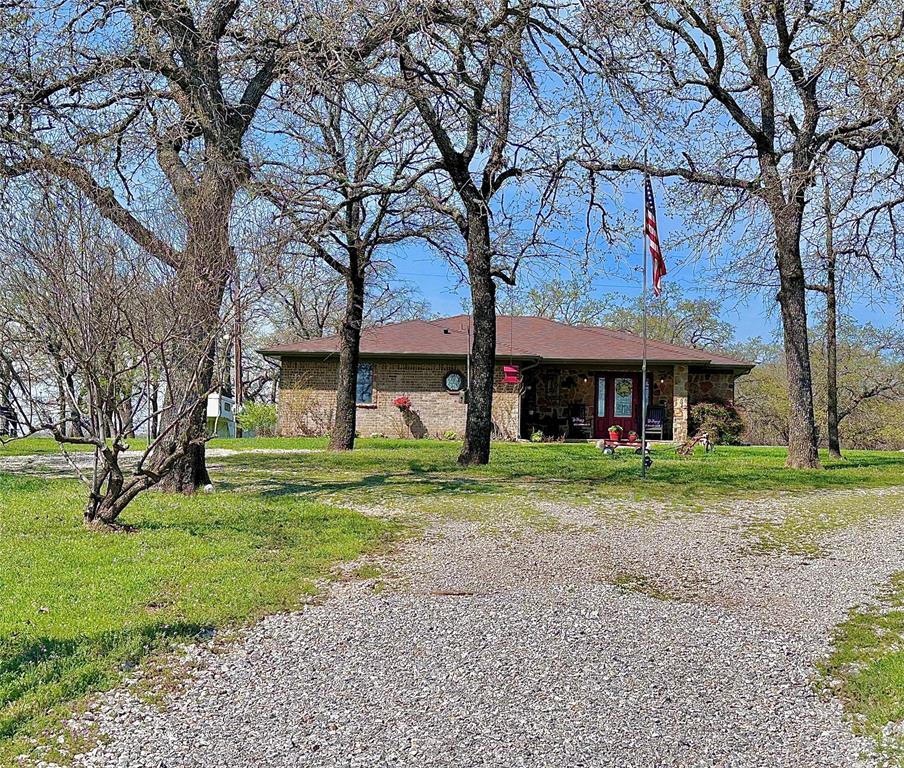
613 377 633 417
596 377 606 418
356 362 374 404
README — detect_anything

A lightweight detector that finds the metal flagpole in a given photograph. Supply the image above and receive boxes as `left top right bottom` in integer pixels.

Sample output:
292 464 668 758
640 153 649 479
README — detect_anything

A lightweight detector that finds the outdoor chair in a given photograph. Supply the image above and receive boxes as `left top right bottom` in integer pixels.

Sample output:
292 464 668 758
568 403 592 440
645 405 665 440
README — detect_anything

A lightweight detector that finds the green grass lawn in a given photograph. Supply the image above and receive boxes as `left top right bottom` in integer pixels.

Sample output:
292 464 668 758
3 438 904 763
0 472 397 764
211 438 904 505
821 573 904 764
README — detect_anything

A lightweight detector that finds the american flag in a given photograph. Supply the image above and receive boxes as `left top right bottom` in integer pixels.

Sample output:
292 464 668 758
644 177 667 297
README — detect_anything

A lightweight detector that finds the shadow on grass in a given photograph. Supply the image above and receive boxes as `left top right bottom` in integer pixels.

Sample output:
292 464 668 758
252 473 506 500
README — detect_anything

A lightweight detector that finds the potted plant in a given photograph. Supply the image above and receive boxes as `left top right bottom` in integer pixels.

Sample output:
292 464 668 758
607 424 623 441
627 430 639 442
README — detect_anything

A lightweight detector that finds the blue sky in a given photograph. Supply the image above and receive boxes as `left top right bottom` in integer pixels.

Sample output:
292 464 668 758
401 185 902 344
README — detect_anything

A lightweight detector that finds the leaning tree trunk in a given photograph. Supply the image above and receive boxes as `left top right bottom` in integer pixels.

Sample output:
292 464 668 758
773 211 820 469
330 270 365 451
155 195 235 493
84 454 153 528
459 209 496 466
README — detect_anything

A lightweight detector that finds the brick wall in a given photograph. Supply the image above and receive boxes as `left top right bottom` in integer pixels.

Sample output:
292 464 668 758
277 356 520 439
276 355 739 442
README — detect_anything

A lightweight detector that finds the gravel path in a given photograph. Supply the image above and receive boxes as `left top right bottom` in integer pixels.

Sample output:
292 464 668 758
0 447 320 476
64 488 904 768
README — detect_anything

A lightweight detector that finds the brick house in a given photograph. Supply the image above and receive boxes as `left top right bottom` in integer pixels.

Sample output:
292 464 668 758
260 315 753 442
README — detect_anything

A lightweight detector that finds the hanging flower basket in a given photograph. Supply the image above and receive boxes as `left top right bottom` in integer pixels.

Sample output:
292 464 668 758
392 396 412 411
502 365 521 384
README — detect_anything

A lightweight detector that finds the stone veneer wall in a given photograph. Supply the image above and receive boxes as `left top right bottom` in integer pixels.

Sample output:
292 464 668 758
277 356 520 440
687 368 737 404
682 368 739 442
672 365 689 443
522 364 677 440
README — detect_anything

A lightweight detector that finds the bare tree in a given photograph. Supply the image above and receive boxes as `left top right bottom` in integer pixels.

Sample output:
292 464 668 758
601 288 735 351
582 0 904 468
0 0 446 489
0 186 226 525
261 258 428 340
803 152 904 458
392 1 589 464
264 79 440 450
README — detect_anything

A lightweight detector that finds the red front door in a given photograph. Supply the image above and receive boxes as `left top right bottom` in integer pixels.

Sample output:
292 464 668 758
594 373 641 439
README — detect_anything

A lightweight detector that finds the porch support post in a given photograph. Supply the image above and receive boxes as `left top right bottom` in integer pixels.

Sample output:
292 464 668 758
672 364 688 443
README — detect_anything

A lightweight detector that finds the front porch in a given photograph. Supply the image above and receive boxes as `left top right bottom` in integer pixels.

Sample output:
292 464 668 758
518 363 689 443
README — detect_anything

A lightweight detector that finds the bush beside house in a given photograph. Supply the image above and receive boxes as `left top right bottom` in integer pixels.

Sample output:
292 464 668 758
689 400 746 445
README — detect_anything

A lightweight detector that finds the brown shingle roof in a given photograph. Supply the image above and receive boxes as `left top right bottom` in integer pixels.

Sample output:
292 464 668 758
259 314 753 369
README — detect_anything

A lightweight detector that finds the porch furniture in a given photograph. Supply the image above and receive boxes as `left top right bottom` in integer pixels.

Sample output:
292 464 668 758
645 405 665 440
568 403 592 439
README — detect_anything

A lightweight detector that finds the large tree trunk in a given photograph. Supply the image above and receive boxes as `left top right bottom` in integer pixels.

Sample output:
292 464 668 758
155 189 234 493
459 211 496 466
773 214 821 469
329 270 365 451
155 277 222 492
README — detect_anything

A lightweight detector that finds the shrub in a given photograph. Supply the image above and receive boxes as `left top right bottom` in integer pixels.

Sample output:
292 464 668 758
236 401 278 437
689 400 746 445
530 429 544 443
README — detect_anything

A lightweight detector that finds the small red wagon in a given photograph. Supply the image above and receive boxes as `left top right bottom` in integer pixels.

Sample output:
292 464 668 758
598 437 648 456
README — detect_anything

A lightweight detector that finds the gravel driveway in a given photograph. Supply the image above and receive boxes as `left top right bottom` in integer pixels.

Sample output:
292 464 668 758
68 489 904 768
0 447 321 477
